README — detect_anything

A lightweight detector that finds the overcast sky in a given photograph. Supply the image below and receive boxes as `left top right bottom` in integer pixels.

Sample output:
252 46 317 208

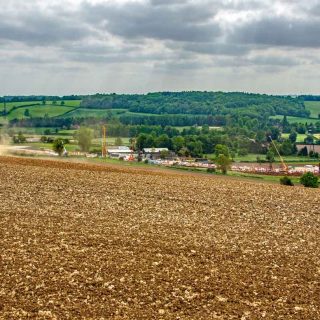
1 0 320 95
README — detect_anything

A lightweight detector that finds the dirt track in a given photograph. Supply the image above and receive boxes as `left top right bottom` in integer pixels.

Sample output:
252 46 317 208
0 156 319 319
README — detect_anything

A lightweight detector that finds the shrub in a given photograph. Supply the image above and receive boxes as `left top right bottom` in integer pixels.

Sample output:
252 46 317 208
280 176 294 186
300 172 319 188
207 167 216 173
40 136 47 143
238 148 248 156
53 138 65 156
90 148 101 154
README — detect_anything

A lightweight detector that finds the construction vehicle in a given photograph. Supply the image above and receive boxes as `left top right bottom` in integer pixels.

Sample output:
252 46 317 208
269 136 288 173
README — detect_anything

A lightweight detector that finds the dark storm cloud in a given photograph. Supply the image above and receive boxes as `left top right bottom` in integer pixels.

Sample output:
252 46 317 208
230 17 320 48
82 1 221 42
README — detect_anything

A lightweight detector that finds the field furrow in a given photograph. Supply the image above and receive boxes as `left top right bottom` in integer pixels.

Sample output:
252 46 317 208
0 157 319 319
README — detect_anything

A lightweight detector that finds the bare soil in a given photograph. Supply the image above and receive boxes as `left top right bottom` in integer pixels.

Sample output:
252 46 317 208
0 156 319 319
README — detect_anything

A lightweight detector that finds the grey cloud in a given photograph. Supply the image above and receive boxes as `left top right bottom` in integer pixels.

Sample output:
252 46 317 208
10 55 57 64
248 55 300 67
150 0 189 6
82 1 221 42
309 3 320 16
0 10 94 46
230 17 320 48
153 59 209 71
64 48 173 65
1 0 320 95
224 0 269 11
213 54 300 68
180 42 250 56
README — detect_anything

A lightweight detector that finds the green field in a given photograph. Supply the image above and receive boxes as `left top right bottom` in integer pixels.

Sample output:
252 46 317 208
23 136 130 152
270 115 320 124
235 154 318 163
44 100 82 107
52 100 81 107
93 137 131 146
227 171 302 184
1 101 42 113
62 108 127 118
173 126 223 132
3 127 58 135
56 129 77 135
205 152 318 163
305 101 320 118
7 105 75 120
282 133 320 142
63 108 110 118
0 100 82 120
24 142 80 152
9 128 77 136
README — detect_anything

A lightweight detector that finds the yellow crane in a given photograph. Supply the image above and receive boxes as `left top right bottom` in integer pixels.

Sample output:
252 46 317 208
269 136 288 173
102 125 107 157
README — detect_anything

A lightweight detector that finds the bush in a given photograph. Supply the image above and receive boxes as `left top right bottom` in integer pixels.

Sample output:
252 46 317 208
53 138 65 156
280 176 294 186
300 172 319 188
238 148 248 156
207 167 216 173
90 148 101 154
12 132 26 144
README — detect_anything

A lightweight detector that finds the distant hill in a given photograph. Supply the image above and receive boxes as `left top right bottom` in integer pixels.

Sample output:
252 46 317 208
81 91 308 117
79 91 309 126
3 91 314 127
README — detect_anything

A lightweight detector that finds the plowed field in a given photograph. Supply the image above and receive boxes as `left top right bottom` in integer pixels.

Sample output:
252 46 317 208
0 156 319 319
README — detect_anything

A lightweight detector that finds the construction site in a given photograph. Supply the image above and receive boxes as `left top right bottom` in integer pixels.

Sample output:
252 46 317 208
99 130 320 176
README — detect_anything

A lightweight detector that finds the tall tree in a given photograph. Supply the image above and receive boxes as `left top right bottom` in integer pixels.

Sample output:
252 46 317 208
214 144 229 157
289 130 297 143
75 127 93 152
266 150 275 169
215 154 231 174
